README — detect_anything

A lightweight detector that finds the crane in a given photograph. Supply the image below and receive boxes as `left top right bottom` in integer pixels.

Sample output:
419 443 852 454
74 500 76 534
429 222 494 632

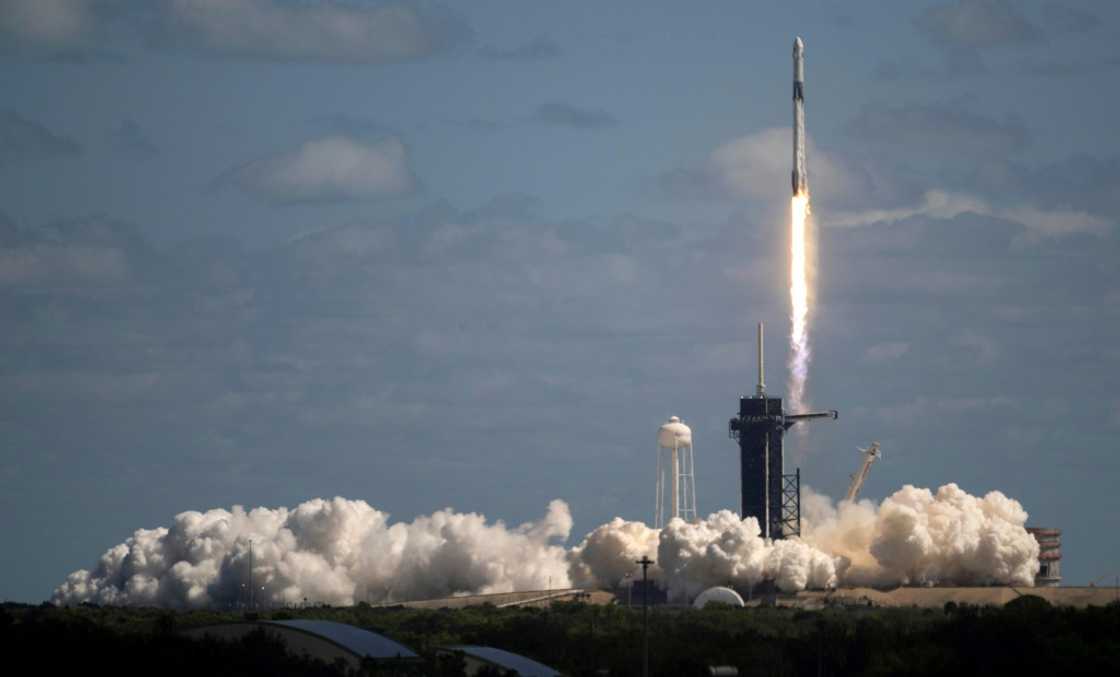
844 442 882 502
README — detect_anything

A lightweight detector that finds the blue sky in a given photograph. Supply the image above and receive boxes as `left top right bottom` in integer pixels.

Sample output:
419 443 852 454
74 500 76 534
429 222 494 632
2 0 1118 601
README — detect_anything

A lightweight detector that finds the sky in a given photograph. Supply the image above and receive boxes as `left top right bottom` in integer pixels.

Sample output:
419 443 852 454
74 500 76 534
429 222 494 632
1 0 1118 602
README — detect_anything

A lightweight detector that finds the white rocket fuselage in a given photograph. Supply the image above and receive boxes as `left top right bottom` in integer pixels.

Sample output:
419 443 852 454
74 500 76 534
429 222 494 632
792 37 807 196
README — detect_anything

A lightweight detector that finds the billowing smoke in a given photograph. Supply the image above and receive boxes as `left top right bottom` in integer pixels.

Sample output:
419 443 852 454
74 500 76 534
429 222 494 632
569 483 1038 599
54 483 1040 608
802 483 1040 587
53 498 574 608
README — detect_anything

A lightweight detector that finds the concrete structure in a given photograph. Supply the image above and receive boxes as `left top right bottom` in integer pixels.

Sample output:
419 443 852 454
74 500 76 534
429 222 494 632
655 416 697 527
382 587 611 609
181 619 418 671
439 645 560 677
794 585 1115 609
1027 527 1062 586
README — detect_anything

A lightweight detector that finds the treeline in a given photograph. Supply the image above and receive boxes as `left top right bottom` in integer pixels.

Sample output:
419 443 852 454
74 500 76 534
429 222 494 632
5 596 1120 676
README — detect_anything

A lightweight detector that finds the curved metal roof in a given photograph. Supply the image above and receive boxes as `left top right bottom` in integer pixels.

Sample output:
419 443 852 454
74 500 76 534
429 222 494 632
263 620 417 659
449 645 560 677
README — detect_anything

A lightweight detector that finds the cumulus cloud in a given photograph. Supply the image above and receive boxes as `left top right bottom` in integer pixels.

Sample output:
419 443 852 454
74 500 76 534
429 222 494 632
914 0 1042 48
478 36 561 62
0 111 82 163
159 0 466 64
1 1 465 64
0 0 93 46
0 215 142 287
533 102 618 130
225 135 417 205
845 103 1030 162
660 127 858 204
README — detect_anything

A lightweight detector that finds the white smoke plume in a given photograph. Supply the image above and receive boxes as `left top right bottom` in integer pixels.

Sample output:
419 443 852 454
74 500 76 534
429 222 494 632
54 484 1040 608
656 511 837 599
801 483 1040 587
569 483 1038 598
53 497 573 608
567 517 660 588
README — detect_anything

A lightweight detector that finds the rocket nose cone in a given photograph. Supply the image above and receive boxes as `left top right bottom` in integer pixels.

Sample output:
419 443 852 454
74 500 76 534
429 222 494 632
794 36 804 52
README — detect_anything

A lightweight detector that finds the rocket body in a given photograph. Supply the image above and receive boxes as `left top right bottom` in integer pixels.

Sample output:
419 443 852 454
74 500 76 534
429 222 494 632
792 37 807 196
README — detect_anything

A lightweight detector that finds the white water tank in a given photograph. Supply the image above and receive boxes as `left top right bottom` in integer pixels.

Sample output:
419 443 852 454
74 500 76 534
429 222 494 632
655 416 697 528
658 416 692 448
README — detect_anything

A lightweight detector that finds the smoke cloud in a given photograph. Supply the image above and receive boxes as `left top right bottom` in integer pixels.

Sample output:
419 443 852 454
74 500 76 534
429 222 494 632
802 483 1041 587
53 497 573 608
54 484 1040 608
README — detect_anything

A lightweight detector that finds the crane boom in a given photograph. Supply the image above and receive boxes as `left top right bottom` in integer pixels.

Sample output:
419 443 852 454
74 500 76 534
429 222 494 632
845 442 881 502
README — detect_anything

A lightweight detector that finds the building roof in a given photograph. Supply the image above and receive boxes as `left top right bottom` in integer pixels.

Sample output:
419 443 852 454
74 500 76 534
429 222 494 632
263 619 417 659
447 645 560 677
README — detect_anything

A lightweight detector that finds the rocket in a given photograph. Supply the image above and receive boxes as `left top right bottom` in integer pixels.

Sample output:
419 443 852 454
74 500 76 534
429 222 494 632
792 36 807 196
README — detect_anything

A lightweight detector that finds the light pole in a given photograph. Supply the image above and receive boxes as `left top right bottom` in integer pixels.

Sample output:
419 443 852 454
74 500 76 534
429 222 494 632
636 556 654 677
248 539 254 612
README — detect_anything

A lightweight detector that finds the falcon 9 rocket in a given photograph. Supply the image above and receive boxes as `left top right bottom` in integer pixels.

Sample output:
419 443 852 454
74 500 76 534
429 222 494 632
792 36 806 196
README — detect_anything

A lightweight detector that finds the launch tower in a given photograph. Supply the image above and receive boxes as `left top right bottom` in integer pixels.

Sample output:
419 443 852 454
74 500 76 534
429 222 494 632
729 323 836 539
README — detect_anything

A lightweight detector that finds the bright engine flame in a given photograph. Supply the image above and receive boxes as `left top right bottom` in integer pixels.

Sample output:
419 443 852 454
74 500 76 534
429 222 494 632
788 192 811 413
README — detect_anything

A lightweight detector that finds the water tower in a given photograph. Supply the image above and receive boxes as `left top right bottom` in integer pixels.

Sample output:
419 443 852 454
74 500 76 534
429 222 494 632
655 416 697 528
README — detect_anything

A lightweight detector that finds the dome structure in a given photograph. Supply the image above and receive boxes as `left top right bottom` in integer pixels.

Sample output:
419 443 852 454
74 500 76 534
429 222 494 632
692 586 746 609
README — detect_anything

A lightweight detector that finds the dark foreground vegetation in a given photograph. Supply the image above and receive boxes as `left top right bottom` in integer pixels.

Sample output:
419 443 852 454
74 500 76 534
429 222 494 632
4 596 1119 676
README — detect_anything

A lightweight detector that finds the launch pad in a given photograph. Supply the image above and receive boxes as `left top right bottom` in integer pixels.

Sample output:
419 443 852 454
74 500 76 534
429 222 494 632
729 323 836 539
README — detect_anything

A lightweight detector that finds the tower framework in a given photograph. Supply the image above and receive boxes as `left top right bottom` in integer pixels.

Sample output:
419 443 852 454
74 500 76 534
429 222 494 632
728 323 836 539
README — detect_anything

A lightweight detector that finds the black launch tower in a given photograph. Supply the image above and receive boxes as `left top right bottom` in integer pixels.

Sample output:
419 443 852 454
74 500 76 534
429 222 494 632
728 324 836 539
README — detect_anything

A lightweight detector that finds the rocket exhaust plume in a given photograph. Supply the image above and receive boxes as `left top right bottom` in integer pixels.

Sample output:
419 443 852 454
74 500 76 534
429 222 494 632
54 484 1039 608
788 36 812 414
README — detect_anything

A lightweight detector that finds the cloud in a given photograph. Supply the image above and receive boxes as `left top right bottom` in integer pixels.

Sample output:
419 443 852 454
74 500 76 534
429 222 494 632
0 0 135 62
844 102 1029 162
0 215 144 287
825 189 1110 240
160 0 467 64
861 396 1015 427
224 135 417 205
2 1 467 64
1040 2 1097 35
108 119 158 158
864 342 911 364
533 102 618 130
0 0 90 44
477 35 561 62
658 127 860 204
914 0 1042 48
0 111 82 163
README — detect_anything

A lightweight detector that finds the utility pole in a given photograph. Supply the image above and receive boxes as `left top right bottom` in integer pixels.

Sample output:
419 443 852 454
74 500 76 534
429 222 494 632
636 556 654 677
248 539 254 612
